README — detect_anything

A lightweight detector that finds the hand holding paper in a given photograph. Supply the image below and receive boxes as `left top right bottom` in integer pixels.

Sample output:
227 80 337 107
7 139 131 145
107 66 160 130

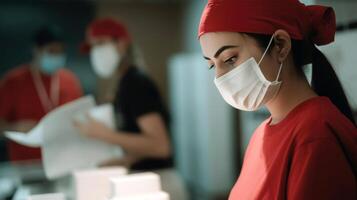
74 114 116 142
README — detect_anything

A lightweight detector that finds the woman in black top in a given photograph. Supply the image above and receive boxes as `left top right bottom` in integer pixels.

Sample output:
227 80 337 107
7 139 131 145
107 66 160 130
75 18 173 171
114 65 173 170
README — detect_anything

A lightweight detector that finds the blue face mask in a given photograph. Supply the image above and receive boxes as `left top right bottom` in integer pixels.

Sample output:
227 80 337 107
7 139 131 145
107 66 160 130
39 53 66 74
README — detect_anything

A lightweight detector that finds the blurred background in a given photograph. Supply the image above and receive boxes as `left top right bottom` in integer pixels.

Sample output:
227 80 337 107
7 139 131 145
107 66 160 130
0 0 356 200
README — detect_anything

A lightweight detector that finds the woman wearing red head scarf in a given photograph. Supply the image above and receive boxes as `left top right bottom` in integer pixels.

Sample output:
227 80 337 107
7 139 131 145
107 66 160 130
75 18 188 200
198 0 357 199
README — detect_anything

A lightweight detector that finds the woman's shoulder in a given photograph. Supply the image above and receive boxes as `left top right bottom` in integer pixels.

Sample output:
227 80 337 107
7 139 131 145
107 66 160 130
292 97 356 146
123 67 157 89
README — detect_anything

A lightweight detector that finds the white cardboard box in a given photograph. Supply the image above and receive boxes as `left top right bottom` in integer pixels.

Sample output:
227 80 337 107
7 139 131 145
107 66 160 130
109 172 161 198
110 192 169 200
74 167 128 200
27 193 65 200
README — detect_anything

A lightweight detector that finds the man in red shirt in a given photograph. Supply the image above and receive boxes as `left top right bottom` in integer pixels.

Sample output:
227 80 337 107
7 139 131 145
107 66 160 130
0 25 83 161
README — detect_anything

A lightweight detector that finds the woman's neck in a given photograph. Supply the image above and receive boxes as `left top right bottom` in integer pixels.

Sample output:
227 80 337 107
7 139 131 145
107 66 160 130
266 73 317 125
118 60 132 79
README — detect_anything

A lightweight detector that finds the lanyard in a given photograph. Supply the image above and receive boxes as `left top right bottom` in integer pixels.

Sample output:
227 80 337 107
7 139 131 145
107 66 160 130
31 68 60 113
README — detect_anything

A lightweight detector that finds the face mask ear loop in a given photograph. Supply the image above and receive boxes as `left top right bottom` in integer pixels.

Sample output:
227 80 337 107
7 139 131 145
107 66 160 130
274 62 283 83
258 35 275 65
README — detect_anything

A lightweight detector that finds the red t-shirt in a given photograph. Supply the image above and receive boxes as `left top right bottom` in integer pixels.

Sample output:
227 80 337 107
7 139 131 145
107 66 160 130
0 65 83 161
230 97 357 200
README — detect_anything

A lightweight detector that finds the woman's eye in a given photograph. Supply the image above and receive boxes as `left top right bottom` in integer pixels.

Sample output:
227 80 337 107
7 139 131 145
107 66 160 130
224 56 238 66
208 64 215 70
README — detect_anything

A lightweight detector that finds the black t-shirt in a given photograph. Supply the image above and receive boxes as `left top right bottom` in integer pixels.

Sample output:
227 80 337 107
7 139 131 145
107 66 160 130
114 66 173 170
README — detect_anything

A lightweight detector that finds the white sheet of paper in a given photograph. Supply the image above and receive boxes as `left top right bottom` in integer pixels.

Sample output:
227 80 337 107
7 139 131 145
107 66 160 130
5 124 43 147
5 96 124 180
75 103 116 130
40 96 124 179
5 102 116 148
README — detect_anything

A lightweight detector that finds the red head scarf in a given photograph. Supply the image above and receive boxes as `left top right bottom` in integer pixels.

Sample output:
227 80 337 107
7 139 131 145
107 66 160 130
198 0 336 46
80 18 131 53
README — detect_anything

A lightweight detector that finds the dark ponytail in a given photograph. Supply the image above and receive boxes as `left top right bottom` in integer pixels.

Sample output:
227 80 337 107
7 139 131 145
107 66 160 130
246 33 356 125
311 46 355 124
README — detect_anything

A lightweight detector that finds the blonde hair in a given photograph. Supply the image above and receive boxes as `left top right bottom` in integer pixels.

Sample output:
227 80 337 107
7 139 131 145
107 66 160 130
124 43 147 71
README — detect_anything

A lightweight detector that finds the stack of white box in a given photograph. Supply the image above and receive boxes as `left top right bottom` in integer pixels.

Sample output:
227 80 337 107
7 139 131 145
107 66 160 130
27 193 65 200
109 172 169 200
74 167 128 200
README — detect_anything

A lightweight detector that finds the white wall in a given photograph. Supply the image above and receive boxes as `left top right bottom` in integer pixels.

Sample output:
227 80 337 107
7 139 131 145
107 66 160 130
169 53 236 199
169 1 238 199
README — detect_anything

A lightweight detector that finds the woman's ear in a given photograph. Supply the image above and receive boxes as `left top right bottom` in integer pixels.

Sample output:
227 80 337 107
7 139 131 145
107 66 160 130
273 29 291 63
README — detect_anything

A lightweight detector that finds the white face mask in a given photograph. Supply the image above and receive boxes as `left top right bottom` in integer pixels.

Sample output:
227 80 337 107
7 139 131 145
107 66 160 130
214 35 283 111
90 42 121 78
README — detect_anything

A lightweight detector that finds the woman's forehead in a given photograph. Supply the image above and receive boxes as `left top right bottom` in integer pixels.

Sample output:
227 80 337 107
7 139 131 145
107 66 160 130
89 36 115 46
200 32 245 58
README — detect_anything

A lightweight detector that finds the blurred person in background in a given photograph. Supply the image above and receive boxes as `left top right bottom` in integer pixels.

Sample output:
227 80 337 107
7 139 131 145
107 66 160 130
75 18 187 200
0 25 83 161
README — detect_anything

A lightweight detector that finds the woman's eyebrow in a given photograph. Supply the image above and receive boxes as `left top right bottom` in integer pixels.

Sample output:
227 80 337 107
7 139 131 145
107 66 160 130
214 45 238 58
203 45 238 60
